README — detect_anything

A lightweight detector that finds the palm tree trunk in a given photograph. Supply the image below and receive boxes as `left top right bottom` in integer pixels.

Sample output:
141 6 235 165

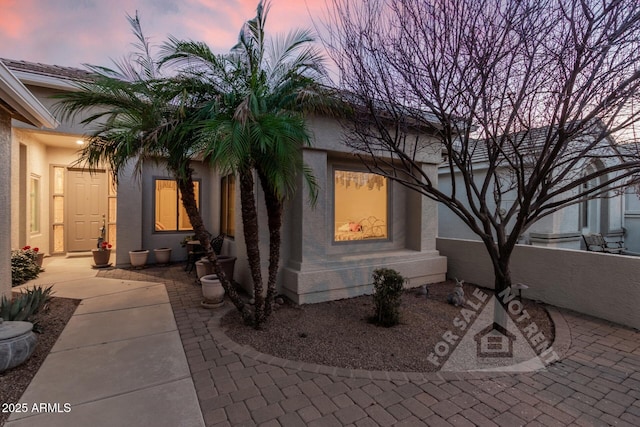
239 168 265 328
175 167 251 322
258 171 283 321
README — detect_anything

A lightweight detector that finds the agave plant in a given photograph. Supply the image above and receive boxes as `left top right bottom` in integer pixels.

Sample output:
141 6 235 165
0 285 54 323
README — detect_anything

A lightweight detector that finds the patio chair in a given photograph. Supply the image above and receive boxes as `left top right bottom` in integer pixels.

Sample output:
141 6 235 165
582 233 626 254
185 232 225 273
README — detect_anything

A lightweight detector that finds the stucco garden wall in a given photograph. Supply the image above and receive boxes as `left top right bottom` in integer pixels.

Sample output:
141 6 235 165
436 237 640 329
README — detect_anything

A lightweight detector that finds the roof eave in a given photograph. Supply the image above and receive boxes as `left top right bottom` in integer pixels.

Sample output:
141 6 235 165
12 69 84 91
0 61 58 128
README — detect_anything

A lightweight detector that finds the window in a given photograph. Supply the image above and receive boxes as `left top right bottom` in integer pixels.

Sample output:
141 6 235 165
52 166 65 253
334 170 388 241
29 175 40 234
220 174 236 237
154 179 200 232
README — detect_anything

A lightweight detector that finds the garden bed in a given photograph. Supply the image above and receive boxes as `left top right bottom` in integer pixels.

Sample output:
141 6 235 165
222 281 554 372
0 296 79 425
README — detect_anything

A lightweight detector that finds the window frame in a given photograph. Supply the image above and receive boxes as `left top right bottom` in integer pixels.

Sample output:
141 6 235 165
331 165 392 245
29 174 41 234
220 174 236 238
153 177 201 233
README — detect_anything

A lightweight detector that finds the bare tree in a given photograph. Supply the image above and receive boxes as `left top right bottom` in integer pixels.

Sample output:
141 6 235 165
321 0 640 296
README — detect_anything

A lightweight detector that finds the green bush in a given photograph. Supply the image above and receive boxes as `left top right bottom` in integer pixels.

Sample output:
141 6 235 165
0 285 54 323
11 247 41 287
371 268 405 327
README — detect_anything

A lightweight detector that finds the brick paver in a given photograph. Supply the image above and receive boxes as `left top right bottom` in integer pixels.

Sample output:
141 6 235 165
98 265 640 426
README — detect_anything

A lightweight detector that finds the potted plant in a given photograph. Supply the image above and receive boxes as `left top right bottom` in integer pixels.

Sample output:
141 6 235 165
153 247 172 264
31 247 44 269
91 241 112 267
129 249 149 267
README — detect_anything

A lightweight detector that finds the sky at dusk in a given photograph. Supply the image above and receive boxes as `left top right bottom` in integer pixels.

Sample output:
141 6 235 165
0 0 327 70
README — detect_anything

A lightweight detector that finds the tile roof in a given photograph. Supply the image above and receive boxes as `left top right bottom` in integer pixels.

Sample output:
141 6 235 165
0 58 94 82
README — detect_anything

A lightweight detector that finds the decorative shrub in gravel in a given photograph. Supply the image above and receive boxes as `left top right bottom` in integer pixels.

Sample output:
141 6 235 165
11 246 41 287
371 267 406 327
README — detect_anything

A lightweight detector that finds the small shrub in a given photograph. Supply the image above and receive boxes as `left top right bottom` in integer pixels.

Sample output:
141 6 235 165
11 247 41 287
0 285 54 322
371 268 406 327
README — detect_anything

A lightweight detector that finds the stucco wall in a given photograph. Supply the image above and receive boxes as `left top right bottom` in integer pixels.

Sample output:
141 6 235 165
11 131 49 253
115 159 217 266
11 129 90 255
436 237 640 330
279 123 447 304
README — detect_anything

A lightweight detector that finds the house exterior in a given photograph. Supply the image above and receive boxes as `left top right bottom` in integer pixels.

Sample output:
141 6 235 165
438 128 627 250
4 58 448 304
0 60 58 298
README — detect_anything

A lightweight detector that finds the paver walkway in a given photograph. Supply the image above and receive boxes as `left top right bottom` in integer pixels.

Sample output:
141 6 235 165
99 265 640 427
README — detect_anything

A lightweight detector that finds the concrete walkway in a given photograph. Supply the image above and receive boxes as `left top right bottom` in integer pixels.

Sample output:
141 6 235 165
7 258 640 426
6 256 204 427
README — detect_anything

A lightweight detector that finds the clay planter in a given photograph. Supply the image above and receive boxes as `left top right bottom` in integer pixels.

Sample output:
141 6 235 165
200 274 225 308
91 249 111 267
0 321 37 373
195 258 211 279
129 249 149 267
35 253 44 268
153 248 172 264
195 256 236 281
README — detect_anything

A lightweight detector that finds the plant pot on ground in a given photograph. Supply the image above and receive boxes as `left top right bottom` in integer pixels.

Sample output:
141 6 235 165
195 256 236 281
153 247 172 264
91 249 111 267
129 249 149 267
200 274 225 309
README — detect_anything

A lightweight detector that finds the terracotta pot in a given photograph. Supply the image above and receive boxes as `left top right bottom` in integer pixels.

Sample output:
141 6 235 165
195 256 236 281
200 274 225 308
218 256 237 282
35 253 44 268
129 249 149 267
195 258 211 279
91 249 111 267
153 248 172 264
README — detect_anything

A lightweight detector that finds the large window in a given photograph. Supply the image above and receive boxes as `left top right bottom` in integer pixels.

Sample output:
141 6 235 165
220 174 236 237
334 170 388 241
154 179 200 232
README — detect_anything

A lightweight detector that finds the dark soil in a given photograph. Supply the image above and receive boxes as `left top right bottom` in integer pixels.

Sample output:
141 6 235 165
222 281 554 372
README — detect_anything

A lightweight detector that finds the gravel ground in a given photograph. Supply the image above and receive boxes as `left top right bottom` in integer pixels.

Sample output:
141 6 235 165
222 280 554 372
0 296 79 426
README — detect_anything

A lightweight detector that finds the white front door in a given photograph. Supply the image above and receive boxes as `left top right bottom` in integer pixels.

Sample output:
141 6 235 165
67 169 107 252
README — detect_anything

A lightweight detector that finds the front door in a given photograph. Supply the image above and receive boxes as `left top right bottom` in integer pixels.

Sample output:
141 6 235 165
67 169 107 252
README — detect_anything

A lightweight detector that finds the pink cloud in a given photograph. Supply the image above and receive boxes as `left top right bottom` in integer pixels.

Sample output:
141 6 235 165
1 0 330 68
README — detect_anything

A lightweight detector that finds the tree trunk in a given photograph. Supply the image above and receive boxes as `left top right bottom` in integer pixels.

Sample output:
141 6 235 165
258 172 283 321
176 168 251 322
239 169 265 328
492 251 513 328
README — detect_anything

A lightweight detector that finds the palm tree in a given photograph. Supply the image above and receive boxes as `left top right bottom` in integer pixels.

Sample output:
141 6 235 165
162 0 328 327
53 12 250 318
